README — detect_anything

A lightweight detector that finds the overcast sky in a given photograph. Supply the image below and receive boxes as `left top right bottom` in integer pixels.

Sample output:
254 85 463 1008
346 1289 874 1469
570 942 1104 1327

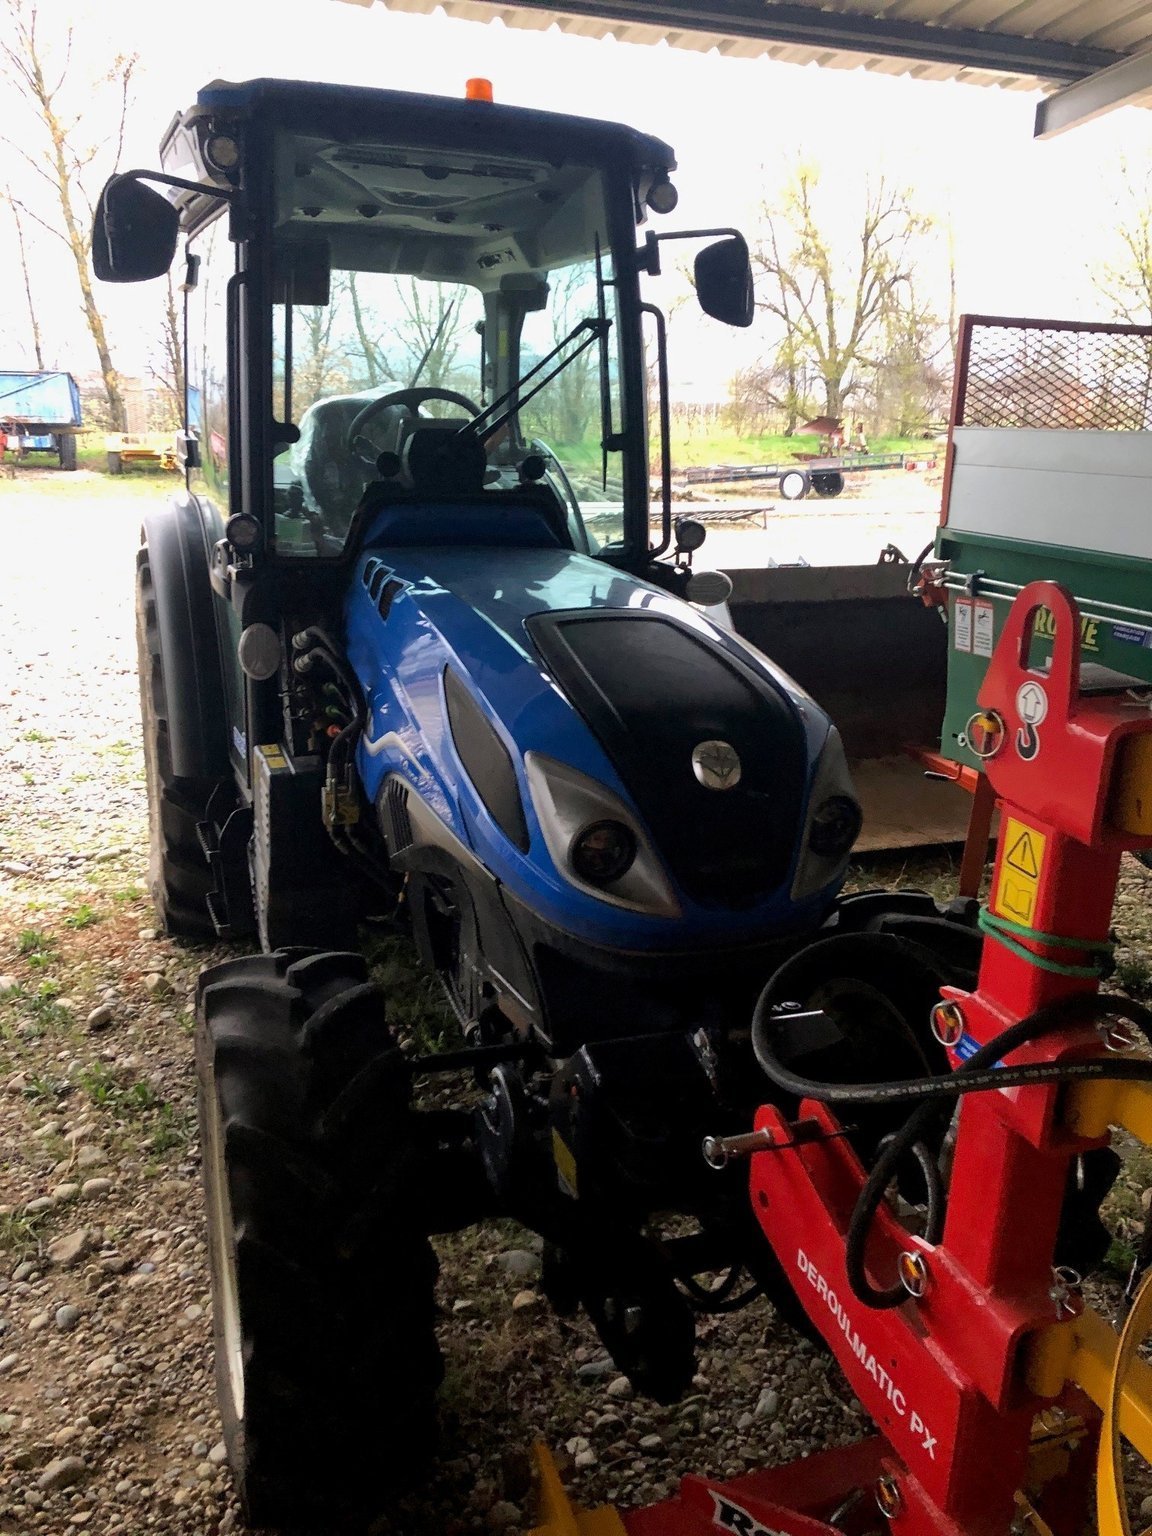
5 0 1152 392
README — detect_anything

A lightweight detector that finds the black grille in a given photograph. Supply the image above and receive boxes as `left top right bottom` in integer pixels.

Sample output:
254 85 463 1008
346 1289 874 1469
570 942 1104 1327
528 611 807 907
385 777 413 854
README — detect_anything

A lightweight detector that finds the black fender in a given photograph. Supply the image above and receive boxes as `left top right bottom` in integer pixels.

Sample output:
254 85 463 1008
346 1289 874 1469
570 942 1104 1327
141 491 231 781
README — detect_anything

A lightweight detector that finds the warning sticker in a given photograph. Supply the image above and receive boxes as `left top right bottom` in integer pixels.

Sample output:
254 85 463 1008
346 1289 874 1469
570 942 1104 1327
954 598 973 652
973 601 995 658
993 816 1047 927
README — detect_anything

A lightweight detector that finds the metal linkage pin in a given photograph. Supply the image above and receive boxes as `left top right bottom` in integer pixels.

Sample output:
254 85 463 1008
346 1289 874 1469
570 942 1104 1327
702 1129 776 1168
1097 1017 1142 1053
875 1476 902 1520
702 1120 855 1169
1048 1266 1083 1320
897 1250 929 1299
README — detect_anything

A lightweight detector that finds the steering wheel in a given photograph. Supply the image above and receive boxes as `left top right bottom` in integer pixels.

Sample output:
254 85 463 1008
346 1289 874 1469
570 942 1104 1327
346 386 483 467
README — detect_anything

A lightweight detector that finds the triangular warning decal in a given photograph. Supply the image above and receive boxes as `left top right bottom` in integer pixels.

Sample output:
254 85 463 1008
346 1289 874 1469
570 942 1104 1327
1006 830 1039 878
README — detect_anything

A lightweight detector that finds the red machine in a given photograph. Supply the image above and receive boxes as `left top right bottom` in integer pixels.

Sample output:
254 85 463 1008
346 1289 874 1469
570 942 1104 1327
530 581 1152 1536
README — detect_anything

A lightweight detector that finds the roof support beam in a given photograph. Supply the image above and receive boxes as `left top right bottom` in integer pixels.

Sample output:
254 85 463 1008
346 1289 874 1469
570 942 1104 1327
1034 46 1152 138
399 0 1125 83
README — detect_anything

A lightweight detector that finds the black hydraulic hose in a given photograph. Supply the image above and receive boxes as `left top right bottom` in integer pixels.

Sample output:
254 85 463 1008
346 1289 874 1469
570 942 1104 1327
679 1265 764 1315
292 626 362 706
751 993 1152 1109
752 991 1152 1309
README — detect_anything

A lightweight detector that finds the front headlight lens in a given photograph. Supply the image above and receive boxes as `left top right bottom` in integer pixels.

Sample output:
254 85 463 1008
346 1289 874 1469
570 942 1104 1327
524 752 679 917
570 820 637 885
809 795 862 858
791 728 861 903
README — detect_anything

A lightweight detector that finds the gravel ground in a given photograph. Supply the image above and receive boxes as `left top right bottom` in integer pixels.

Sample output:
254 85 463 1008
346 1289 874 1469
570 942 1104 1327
2 465 1151 1536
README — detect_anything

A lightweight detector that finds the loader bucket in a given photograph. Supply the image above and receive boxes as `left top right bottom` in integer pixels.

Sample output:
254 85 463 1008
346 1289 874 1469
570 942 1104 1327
723 564 967 851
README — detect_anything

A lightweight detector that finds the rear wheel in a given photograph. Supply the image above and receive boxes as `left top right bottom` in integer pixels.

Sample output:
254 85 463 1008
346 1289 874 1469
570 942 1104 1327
196 950 442 1530
57 433 77 471
107 450 123 474
136 540 227 937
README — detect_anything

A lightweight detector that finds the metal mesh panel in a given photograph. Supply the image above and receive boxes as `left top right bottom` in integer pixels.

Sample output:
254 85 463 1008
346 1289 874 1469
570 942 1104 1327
960 321 1152 431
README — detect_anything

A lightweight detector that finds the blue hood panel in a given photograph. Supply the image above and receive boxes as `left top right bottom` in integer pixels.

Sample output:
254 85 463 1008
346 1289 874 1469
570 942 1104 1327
344 538 837 950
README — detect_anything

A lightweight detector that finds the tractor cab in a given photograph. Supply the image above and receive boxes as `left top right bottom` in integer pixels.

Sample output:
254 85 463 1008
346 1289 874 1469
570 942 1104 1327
96 77 749 569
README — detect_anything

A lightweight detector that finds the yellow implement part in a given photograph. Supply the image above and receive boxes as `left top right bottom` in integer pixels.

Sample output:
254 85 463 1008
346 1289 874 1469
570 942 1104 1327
1066 1078 1152 1145
1098 1270 1152 1536
527 1445 629 1536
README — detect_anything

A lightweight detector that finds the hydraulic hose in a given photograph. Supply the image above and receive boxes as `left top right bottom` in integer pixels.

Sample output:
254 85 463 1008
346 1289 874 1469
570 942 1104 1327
751 991 1152 1308
751 993 1152 1111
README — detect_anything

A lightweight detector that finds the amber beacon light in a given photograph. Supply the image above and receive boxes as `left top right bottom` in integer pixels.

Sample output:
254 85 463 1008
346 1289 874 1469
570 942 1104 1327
465 78 494 102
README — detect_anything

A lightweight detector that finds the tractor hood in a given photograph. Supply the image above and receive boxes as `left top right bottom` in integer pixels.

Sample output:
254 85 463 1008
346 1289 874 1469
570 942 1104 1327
344 541 850 949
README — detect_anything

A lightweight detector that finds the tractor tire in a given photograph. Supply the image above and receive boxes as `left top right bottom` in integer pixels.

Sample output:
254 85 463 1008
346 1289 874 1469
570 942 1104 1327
196 950 441 1531
57 433 77 471
136 542 226 938
107 450 123 474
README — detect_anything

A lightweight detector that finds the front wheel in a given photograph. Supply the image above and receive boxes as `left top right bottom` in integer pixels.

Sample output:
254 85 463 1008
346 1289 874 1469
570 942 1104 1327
196 950 442 1531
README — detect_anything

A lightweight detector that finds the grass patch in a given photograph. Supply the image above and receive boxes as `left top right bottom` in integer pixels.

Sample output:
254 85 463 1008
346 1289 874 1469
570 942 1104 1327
21 1069 72 1103
0 1208 50 1261
147 1102 191 1156
63 904 101 931
17 928 57 959
2 980 73 1037
1115 954 1152 999
21 729 52 745
362 928 460 1056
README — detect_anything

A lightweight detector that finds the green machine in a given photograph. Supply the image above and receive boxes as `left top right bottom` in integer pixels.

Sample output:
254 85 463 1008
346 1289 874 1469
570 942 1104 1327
934 314 1152 770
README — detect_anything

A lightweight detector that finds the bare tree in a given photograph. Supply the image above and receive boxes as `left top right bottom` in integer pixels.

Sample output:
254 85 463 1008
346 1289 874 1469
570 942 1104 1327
347 273 392 387
293 304 347 410
1093 162 1152 326
0 0 134 429
149 272 184 428
750 163 936 422
6 196 44 368
864 298 951 436
396 281 466 389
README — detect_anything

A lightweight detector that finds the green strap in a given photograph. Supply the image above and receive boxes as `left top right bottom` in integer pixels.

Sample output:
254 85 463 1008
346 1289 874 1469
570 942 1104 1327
978 906 1115 978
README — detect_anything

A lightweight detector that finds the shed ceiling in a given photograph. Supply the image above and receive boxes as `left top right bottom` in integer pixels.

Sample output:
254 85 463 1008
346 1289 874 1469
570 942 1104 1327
336 0 1152 127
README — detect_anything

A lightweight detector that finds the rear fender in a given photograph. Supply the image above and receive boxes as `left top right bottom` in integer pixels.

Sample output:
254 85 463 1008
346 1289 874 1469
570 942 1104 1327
141 492 231 781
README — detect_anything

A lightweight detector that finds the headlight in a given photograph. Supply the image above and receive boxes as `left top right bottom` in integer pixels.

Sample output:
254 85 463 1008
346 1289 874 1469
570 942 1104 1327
525 753 679 917
570 820 637 885
791 729 861 903
809 795 862 858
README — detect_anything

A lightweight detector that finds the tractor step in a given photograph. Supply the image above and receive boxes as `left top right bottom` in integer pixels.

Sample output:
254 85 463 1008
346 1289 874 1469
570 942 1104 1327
197 789 255 940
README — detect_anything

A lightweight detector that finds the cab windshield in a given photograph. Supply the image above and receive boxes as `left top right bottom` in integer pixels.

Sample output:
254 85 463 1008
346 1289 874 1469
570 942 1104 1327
268 134 625 557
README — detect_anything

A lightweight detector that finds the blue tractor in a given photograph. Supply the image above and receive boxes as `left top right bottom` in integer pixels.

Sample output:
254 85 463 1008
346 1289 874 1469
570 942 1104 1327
94 78 983 1531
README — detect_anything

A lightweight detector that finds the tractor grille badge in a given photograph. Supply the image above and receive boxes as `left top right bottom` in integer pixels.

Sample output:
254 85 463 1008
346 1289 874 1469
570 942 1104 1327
691 739 741 791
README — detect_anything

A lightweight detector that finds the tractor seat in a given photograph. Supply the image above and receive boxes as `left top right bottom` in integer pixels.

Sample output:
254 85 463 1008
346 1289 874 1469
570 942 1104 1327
292 389 409 533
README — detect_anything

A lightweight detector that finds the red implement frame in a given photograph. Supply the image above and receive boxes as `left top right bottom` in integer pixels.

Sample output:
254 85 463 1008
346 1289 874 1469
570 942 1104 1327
577 582 1152 1536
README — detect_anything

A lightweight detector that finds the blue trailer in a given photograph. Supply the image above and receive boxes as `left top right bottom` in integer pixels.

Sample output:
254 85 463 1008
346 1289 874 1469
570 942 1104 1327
0 371 83 470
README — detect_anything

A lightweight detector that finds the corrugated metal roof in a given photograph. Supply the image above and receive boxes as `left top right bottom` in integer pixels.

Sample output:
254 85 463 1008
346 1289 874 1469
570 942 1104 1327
336 0 1152 95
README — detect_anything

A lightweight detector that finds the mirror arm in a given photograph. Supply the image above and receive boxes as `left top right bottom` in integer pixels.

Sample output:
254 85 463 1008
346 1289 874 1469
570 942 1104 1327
634 226 744 271
640 302 673 559
114 167 236 204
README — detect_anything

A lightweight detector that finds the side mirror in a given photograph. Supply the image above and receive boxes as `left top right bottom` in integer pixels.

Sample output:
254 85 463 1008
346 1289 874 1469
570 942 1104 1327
695 235 754 329
92 174 179 283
